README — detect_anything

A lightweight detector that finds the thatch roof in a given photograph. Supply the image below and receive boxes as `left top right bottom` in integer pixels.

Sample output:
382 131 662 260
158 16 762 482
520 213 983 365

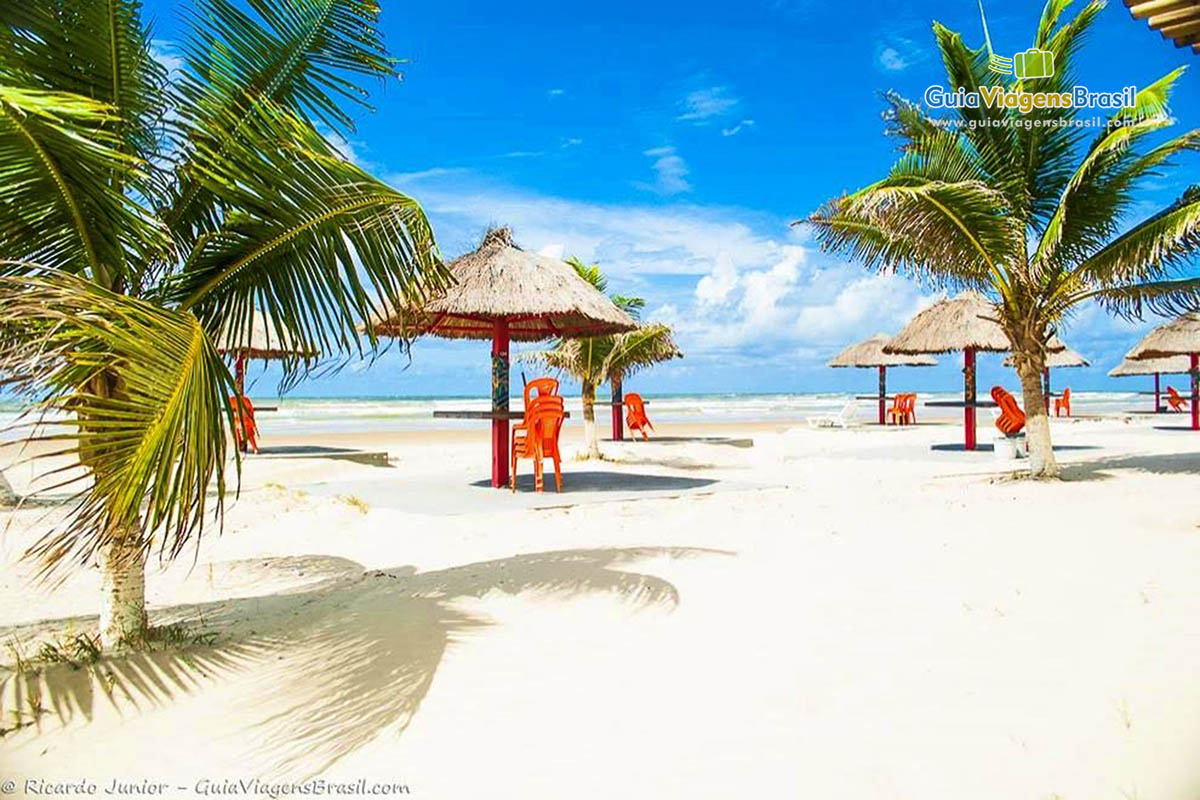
885 291 1068 355
1125 0 1200 56
216 314 314 360
828 333 936 368
1126 312 1200 359
884 291 1012 355
368 227 637 342
1004 344 1089 369
1108 354 1193 376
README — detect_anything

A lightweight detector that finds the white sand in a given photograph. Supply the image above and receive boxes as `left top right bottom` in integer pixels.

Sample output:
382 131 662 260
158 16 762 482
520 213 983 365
2 415 1199 799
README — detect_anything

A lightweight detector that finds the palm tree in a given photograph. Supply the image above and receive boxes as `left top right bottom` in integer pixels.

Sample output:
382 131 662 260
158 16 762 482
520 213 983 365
805 0 1200 478
522 258 681 458
0 0 450 647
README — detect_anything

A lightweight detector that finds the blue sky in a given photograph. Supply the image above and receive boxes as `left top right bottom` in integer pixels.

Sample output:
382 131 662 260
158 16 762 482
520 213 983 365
147 0 1200 397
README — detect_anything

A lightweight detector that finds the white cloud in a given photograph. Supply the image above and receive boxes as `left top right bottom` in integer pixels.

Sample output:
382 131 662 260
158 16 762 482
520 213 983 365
878 47 908 71
677 86 739 122
635 146 692 195
562 137 583 148
149 40 185 76
548 88 565 97
504 150 545 158
537 243 565 260
696 254 740 305
721 119 756 137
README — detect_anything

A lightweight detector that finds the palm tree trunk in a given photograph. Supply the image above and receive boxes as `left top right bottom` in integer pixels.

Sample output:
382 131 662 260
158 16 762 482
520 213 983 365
0 470 16 506
581 379 601 460
99 522 147 648
1014 352 1058 479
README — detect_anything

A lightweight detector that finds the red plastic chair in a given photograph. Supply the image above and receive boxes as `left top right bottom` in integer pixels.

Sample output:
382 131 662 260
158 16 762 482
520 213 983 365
511 395 564 493
885 394 906 425
991 386 1026 435
229 395 258 453
1054 387 1071 417
523 377 559 406
1166 386 1189 412
625 393 653 440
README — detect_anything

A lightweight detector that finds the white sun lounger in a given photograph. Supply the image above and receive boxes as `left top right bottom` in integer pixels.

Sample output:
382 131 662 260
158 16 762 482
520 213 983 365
807 400 858 429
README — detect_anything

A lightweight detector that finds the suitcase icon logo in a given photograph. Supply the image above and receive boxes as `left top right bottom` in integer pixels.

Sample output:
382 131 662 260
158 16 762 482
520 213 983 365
988 48 1055 79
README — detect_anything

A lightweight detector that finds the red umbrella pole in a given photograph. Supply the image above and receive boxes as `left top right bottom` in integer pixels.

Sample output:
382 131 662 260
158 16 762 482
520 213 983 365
1191 353 1198 431
964 348 977 451
878 365 887 425
491 320 511 487
611 376 624 441
235 355 247 454
1154 372 1161 413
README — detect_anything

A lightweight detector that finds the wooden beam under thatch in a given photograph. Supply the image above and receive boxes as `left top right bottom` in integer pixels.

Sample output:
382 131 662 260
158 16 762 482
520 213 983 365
1109 354 1192 376
1126 0 1200 50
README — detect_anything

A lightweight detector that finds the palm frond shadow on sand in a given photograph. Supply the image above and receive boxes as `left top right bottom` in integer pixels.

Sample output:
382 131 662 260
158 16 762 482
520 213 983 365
1 546 727 778
1060 451 1200 481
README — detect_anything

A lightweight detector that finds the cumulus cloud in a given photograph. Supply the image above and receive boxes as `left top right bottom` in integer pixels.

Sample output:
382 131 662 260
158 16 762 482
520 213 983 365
677 86 739 122
878 47 908 71
636 146 692 195
548 88 565 97
696 254 740 305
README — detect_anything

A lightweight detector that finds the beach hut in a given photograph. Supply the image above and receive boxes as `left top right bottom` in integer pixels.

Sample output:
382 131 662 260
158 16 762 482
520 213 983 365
1108 354 1192 413
368 227 636 486
1126 312 1200 430
885 291 1063 450
828 333 936 425
1005 343 1089 413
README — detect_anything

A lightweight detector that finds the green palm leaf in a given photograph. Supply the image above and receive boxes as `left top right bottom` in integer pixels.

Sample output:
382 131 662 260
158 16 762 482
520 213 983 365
0 272 236 575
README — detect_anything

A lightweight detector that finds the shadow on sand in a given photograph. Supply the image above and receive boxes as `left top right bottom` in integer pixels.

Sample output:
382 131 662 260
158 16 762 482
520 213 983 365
473 471 718 493
1061 451 1200 481
1 546 726 777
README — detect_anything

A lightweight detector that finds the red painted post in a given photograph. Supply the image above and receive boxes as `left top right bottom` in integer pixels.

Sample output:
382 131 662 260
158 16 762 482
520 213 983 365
1154 372 1161 413
491 320 510 487
611 376 624 441
1191 353 1198 431
1042 367 1051 414
235 355 247 453
878 365 887 425
964 348 977 451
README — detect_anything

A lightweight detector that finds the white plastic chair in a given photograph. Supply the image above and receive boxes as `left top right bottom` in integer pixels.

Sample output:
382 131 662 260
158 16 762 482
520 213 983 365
807 400 858 429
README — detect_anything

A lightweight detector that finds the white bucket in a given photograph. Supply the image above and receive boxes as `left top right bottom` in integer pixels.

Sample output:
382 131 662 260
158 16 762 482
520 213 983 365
993 432 1026 462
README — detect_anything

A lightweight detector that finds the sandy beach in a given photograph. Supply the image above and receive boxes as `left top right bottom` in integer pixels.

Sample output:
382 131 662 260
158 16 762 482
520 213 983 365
2 410 1199 799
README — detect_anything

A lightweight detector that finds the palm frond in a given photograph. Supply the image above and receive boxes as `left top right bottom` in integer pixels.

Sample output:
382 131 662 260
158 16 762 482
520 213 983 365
0 85 168 283
1086 277 1200 320
807 179 1021 292
601 324 682 382
1068 186 1200 288
159 103 448 382
0 272 236 576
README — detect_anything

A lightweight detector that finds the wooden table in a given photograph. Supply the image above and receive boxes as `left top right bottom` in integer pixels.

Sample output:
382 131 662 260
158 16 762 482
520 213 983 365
434 409 571 484
925 400 998 450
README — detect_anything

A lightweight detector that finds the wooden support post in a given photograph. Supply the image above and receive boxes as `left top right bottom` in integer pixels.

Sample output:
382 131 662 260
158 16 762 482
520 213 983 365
964 348 977 451
1155 372 1162 413
878 365 887 425
491 321 510 487
611 376 624 441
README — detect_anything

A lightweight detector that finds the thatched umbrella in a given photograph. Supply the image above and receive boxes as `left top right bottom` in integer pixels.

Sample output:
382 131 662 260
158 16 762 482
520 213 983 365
216 313 315 396
828 333 936 424
368 227 637 485
885 291 1009 450
216 313 315 452
1005 342 1088 412
885 290 1064 449
1108 354 1192 413
1127 312 1200 429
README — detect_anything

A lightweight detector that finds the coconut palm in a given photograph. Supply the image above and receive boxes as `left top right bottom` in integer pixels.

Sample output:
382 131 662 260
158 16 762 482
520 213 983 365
804 0 1200 478
523 258 681 458
0 0 450 647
